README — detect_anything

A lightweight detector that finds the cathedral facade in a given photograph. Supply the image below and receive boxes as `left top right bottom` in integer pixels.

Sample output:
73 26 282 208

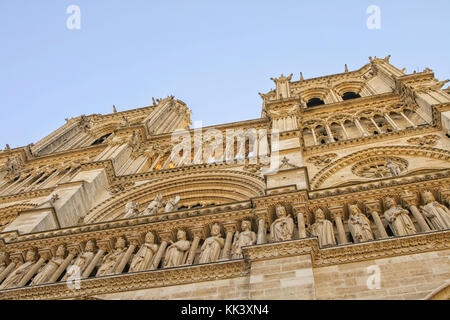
0 56 449 300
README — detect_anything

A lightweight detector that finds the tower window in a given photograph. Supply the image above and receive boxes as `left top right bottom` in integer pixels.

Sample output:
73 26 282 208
342 91 361 100
307 98 325 107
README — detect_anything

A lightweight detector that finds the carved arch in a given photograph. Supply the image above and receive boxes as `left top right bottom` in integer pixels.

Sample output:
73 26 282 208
85 169 265 223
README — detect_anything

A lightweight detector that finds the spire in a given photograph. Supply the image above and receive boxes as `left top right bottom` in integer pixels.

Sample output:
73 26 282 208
345 64 348 73
300 72 304 81
113 105 117 113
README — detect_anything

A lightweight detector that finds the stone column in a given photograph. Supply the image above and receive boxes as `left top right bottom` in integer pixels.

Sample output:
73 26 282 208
370 118 382 133
254 208 269 244
49 244 80 283
150 231 172 270
340 123 350 139
328 205 348 244
400 112 416 128
400 191 431 232
325 124 335 142
186 227 205 265
221 222 237 260
354 119 368 137
311 128 318 145
18 249 51 287
116 234 142 274
384 113 400 130
292 203 307 238
364 200 388 239
82 240 110 278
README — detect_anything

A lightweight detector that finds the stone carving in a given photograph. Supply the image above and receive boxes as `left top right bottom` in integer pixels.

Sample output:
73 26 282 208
162 230 190 268
0 249 38 289
96 237 128 276
351 156 408 179
2 156 24 182
123 202 140 219
420 191 450 230
310 208 336 247
347 205 374 243
198 223 224 264
306 153 338 167
269 205 294 242
386 158 402 177
383 197 417 236
164 195 180 213
31 245 66 285
407 134 440 146
62 240 96 281
231 220 256 259
0 252 7 274
129 232 159 272
142 193 163 215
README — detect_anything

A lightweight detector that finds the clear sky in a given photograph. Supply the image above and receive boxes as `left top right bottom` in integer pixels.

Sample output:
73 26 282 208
0 0 449 149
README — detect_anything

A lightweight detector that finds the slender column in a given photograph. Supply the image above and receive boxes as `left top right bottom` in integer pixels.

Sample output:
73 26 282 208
82 240 110 278
384 113 400 130
340 123 350 139
18 250 49 287
254 208 269 244
370 118 382 133
400 192 431 232
364 200 388 238
400 112 417 128
49 246 79 283
186 227 205 265
354 119 368 136
150 232 172 270
325 124 335 142
328 206 348 244
311 128 318 145
38 170 60 189
292 203 307 238
221 222 237 260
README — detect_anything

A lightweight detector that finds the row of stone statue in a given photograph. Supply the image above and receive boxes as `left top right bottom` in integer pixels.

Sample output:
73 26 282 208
0 220 256 290
123 193 180 218
0 191 448 290
269 190 450 248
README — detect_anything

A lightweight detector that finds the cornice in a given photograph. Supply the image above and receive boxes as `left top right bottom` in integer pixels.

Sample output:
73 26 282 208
0 259 249 300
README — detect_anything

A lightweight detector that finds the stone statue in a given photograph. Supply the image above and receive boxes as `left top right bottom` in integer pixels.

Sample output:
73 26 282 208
31 245 66 285
123 202 140 219
420 191 450 230
386 158 401 177
347 205 374 243
162 230 190 268
0 249 38 289
96 237 128 276
383 197 417 236
269 205 295 242
164 195 180 213
62 240 95 281
198 223 224 264
231 220 256 259
142 193 163 216
129 232 159 272
310 208 336 247
0 252 7 275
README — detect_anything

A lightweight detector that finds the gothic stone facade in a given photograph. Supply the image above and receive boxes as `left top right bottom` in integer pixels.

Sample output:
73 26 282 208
0 56 449 300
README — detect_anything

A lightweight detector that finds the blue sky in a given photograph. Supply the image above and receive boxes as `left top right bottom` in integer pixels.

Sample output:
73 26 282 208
0 0 449 148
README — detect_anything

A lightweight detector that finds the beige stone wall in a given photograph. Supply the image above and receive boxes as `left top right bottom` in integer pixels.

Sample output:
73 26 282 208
313 249 450 300
249 255 316 299
96 276 250 300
